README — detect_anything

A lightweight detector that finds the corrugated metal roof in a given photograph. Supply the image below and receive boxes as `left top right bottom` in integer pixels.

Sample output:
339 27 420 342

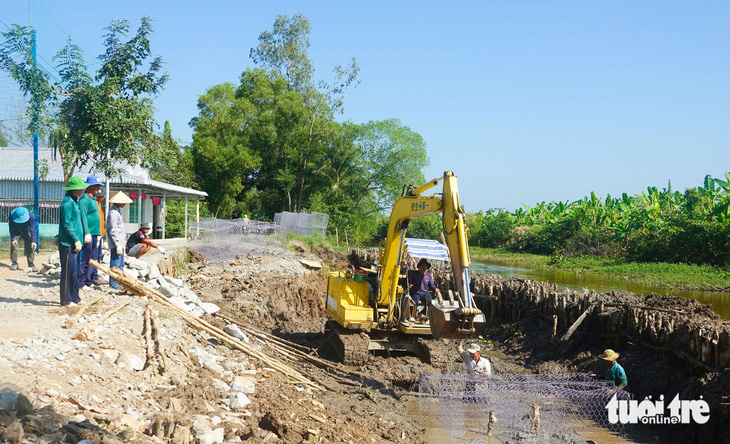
0 147 207 199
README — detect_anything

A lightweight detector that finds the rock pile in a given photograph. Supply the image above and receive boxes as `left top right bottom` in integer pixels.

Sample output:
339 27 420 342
39 249 220 318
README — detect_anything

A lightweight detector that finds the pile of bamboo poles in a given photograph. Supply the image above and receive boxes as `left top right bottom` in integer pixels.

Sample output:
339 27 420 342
89 259 322 391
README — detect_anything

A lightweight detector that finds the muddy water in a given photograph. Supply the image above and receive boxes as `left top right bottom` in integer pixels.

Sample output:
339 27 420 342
404 394 658 443
471 259 730 320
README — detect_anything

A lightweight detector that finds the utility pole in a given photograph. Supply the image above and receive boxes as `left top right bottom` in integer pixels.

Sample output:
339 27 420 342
31 28 40 253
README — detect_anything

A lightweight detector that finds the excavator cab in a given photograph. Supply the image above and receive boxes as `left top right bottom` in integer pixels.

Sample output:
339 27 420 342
325 171 485 364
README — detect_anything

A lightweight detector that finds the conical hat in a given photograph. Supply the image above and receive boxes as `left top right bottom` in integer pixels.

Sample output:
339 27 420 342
109 191 133 204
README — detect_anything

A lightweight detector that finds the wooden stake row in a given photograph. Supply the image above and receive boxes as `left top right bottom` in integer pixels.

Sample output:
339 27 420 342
89 259 322 391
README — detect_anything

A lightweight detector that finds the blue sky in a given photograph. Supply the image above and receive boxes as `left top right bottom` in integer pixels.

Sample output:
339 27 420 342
3 1 728 212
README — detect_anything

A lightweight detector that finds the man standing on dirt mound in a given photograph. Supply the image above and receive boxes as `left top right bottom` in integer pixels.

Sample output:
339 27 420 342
600 349 627 390
58 177 87 306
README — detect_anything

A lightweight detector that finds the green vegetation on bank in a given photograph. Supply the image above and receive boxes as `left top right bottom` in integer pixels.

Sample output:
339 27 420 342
470 247 730 291
468 174 730 271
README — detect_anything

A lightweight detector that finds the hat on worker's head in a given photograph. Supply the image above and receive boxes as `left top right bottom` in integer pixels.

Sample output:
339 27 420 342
599 349 619 361
109 191 133 204
85 175 104 187
63 176 89 191
140 222 152 230
417 258 431 269
10 207 29 224
466 344 481 354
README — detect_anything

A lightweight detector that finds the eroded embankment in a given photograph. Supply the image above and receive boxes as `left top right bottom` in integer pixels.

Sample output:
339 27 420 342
425 265 729 443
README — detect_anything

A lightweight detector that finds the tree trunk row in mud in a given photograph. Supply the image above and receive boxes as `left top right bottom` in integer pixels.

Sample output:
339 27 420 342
348 250 730 370
463 272 729 370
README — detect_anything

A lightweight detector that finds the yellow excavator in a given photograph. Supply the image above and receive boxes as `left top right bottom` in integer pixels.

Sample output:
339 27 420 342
325 171 486 364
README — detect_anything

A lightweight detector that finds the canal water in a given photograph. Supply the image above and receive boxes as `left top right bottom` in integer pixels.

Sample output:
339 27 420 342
470 259 730 320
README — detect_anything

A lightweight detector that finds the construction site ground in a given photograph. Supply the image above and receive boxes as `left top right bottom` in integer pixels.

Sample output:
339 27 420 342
0 236 722 443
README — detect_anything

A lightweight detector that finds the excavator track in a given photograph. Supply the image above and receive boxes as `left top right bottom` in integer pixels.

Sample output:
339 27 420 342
326 320 370 366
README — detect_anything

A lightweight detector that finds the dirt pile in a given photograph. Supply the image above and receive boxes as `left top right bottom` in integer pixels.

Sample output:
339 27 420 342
1 239 471 443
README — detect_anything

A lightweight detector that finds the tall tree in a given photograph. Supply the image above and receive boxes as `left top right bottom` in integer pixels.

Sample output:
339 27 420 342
248 14 359 213
0 25 56 144
56 17 168 181
189 82 260 217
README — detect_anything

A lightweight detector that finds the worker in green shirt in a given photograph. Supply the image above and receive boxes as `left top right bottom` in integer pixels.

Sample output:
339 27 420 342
77 176 104 290
600 349 628 390
58 176 87 306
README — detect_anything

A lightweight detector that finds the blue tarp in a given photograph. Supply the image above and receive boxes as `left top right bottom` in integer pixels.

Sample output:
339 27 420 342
403 238 450 262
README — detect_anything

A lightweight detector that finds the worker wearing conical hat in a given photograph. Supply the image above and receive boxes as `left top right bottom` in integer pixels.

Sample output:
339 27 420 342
106 191 133 290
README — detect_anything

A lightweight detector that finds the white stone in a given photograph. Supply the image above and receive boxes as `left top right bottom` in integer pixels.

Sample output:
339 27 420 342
147 264 161 281
230 376 255 394
121 353 146 371
199 302 220 315
49 252 60 264
198 428 224 444
223 325 249 344
158 279 179 299
190 306 205 318
228 393 251 410
179 287 202 304
165 276 184 288
102 350 120 363
299 259 322 270
124 268 140 279
211 379 229 393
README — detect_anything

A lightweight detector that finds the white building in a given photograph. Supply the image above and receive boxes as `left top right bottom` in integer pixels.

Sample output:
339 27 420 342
0 147 207 241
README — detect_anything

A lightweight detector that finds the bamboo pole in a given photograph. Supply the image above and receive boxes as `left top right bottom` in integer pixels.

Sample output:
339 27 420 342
90 260 322 391
73 300 133 341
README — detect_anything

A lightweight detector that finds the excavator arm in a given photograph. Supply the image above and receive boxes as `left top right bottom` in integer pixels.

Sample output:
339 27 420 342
378 171 484 338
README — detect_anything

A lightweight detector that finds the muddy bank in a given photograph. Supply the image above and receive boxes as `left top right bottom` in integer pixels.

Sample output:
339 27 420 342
429 266 729 443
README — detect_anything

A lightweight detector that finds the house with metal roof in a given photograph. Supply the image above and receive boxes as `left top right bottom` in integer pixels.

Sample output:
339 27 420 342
0 147 207 242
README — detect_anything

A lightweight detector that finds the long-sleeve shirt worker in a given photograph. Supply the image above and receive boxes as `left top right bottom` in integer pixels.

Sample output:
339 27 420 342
9 213 36 244
458 345 492 375
58 193 82 247
604 362 628 388
106 205 126 250
78 193 102 236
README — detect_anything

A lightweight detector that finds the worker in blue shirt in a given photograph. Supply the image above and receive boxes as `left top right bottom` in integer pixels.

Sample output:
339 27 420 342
8 207 37 272
600 349 627 389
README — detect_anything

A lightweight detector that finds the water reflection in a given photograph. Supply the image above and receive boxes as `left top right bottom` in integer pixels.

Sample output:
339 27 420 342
471 259 730 320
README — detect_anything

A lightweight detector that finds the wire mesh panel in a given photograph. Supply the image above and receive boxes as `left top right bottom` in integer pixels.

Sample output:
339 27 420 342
189 218 286 261
419 372 632 443
274 211 328 237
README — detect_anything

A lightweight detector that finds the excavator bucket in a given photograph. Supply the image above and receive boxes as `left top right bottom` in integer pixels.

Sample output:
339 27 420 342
429 298 486 339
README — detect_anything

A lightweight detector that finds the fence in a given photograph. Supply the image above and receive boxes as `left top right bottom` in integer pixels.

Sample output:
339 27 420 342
188 217 286 261
274 211 328 237
419 372 633 443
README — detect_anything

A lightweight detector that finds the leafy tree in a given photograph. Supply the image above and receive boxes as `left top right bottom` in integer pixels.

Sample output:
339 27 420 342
55 17 168 181
0 25 56 143
189 82 260 217
248 14 359 213
351 119 428 211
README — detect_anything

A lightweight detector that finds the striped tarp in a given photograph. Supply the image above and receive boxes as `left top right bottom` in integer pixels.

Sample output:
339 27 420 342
404 238 450 262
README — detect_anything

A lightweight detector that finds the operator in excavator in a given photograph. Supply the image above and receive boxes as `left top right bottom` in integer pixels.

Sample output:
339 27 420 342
407 258 440 321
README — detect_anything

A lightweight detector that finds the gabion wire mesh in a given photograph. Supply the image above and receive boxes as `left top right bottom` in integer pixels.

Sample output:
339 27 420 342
419 372 633 443
189 218 286 261
274 211 329 237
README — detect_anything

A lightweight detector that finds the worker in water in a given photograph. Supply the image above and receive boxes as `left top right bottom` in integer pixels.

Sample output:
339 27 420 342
600 349 627 389
458 340 492 375
407 258 440 321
